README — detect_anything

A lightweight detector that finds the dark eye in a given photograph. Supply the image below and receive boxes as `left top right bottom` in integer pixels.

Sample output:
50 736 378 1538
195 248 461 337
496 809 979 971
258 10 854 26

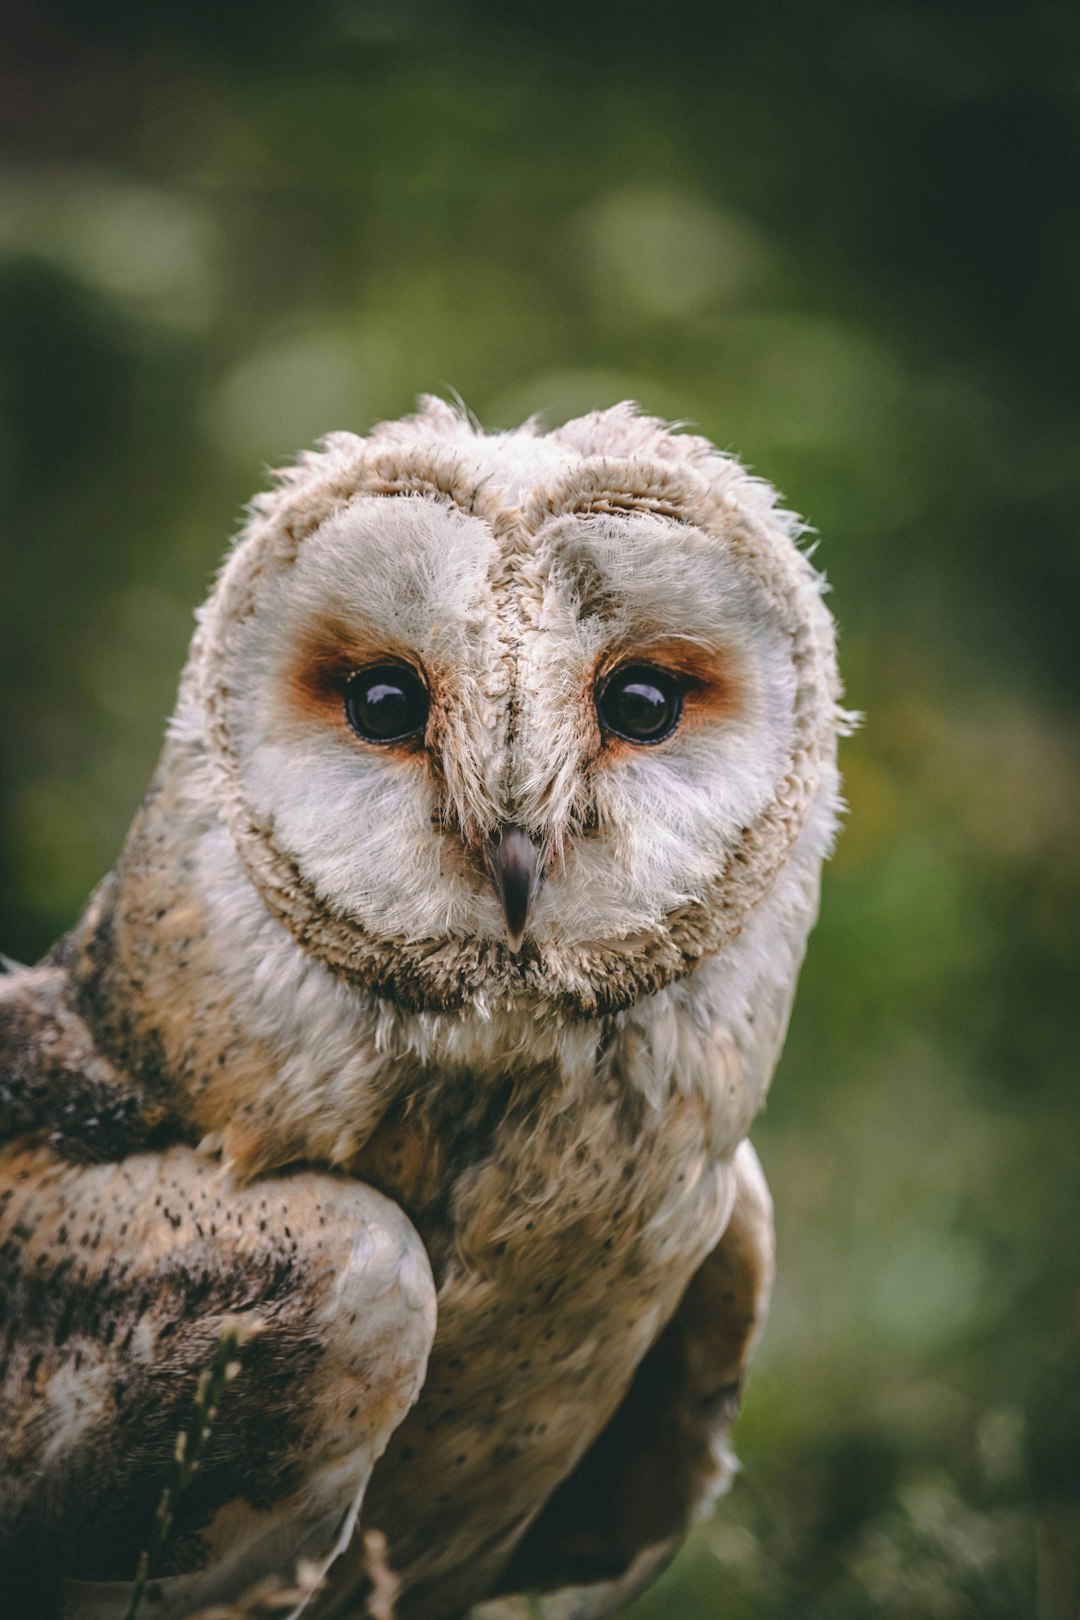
596 664 683 744
344 663 429 743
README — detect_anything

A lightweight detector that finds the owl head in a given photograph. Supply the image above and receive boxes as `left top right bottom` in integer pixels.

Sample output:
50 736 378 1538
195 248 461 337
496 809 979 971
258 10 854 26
178 399 843 1018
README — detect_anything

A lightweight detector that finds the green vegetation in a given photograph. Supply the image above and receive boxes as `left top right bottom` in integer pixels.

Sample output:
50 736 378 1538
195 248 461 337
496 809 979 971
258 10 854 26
1 5 1076 1616
123 1324 245 1620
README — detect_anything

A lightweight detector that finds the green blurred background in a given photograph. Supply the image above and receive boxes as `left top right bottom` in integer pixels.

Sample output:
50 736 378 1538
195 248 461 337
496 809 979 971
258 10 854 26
1 3 1077 1616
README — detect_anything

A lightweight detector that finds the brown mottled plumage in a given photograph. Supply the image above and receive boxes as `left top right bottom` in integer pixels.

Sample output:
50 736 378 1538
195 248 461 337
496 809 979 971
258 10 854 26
0 400 844 1619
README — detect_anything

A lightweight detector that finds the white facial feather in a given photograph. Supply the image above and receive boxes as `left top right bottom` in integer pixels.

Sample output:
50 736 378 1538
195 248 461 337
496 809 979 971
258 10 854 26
184 398 840 1012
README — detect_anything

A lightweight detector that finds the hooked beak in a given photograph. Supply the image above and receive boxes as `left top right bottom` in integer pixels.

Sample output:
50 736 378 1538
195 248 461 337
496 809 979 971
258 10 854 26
485 825 544 955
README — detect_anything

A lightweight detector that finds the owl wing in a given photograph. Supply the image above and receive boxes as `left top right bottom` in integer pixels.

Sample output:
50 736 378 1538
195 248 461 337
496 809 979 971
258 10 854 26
0 954 180 1161
0 963 437 1618
481 1140 774 1620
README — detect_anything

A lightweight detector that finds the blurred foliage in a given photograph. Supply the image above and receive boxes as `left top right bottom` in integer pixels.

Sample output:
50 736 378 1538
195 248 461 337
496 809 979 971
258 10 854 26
1 2 1078 1616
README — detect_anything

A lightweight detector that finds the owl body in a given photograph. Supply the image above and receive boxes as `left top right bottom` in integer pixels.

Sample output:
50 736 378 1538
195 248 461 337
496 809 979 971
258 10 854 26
0 401 842 1618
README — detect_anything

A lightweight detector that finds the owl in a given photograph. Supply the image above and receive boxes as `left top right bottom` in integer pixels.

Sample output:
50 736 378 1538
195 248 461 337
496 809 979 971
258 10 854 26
0 399 844 1620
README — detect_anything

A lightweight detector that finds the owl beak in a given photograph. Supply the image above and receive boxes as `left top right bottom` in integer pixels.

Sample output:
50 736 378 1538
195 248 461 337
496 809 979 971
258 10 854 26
485 825 544 955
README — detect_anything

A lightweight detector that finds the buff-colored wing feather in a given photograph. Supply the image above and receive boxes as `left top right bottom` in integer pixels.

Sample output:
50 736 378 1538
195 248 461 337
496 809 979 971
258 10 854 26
479 1141 774 1619
0 969 436 1618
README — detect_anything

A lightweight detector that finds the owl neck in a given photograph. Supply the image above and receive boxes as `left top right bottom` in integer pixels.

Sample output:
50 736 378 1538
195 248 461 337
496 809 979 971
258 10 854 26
62 736 785 1178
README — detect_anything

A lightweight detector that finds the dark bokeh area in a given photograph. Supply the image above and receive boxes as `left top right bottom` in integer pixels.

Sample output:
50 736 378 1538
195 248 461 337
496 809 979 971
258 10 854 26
1 4 1078 1616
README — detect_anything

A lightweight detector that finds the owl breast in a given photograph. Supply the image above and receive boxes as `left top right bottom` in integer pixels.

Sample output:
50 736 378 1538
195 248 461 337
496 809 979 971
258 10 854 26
349 1059 737 1618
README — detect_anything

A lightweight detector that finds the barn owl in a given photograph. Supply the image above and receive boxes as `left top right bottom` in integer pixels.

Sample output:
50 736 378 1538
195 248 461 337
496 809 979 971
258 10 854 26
0 399 844 1620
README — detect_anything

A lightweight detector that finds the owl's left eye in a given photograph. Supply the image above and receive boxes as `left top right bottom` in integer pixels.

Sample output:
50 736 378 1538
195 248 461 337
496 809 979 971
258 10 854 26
344 663 429 743
596 664 684 744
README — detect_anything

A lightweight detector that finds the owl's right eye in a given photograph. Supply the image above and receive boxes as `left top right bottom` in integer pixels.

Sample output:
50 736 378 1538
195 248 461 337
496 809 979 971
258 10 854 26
344 663 429 743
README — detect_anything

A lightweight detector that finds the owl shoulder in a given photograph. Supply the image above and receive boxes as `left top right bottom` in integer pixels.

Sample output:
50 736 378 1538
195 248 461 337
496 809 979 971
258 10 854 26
0 951 184 1164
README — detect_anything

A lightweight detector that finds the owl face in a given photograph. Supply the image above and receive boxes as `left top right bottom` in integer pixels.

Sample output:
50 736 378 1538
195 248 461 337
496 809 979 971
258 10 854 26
189 402 840 1016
